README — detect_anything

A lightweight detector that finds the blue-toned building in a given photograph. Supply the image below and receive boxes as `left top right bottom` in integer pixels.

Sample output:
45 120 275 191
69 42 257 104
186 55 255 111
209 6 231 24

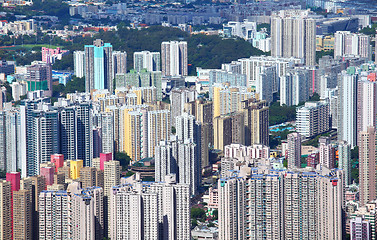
85 39 113 93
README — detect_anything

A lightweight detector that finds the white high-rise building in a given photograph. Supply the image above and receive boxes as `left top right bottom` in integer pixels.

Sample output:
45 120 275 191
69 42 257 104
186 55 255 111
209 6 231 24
271 10 316 66
146 110 170 158
319 136 335 169
296 101 330 138
100 112 114 155
170 88 197 126
255 65 275 103
39 187 104 240
11 81 27 101
357 79 377 135
161 41 188 76
28 108 59 176
71 192 95 240
280 69 309 106
39 191 71 240
73 51 85 78
334 31 371 60
337 68 358 147
155 137 199 196
338 140 351 185
5 110 21 172
287 132 301 169
110 174 190 240
155 140 177 183
222 20 257 40
218 164 344 240
133 51 160 72
238 55 302 89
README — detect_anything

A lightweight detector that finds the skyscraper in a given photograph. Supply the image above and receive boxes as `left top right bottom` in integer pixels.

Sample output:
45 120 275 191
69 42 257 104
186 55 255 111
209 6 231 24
112 51 127 76
214 112 245 151
280 69 310 106
338 68 358 147
26 62 53 96
85 39 113 93
147 110 170 158
109 174 190 240
359 126 376 206
0 180 11 239
13 189 32 240
100 112 114 155
155 138 199 196
287 132 301 169
296 101 330 138
338 140 351 186
58 101 93 166
28 109 59 176
357 78 377 136
271 10 316 66
170 88 197 126
73 51 85 78
334 31 371 60
240 98 269 146
218 164 344 240
122 69 163 101
319 136 335 169
255 65 275 103
161 41 188 76
103 160 120 196
133 51 160 72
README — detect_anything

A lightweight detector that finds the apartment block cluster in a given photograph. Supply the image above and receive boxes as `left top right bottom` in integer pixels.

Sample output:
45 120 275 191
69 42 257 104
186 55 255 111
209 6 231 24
0 19 35 35
0 152 190 239
1 5 377 239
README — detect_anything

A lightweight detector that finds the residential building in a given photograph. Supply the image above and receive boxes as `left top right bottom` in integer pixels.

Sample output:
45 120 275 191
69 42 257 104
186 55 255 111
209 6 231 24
73 51 85 78
287 132 301 168
84 39 113 92
296 101 330 138
218 164 343 240
240 98 269 146
238 55 302 89
70 159 83 180
280 69 310 106
161 41 188 76
350 217 371 240
271 9 316 65
338 68 358 147
112 51 127 76
334 31 371 60
109 174 190 240
133 51 160 72
170 88 197 126
13 189 32 240
26 62 53 96
0 180 11 240
319 136 335 169
58 100 93 166
155 137 199 195
214 112 245 151
103 160 120 196
338 140 351 186
359 127 377 206
357 78 377 136
41 47 69 64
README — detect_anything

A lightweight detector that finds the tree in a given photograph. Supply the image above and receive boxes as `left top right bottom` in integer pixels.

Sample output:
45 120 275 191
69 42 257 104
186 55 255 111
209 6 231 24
115 152 132 170
191 207 206 222
64 76 85 93
212 209 218 220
